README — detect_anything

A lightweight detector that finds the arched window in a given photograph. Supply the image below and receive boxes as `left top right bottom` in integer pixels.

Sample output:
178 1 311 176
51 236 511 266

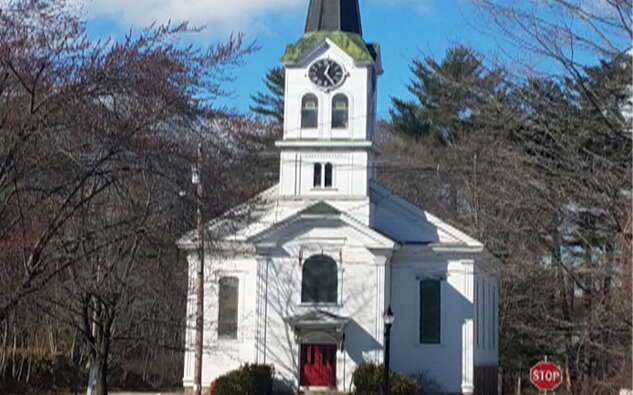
324 163 333 188
301 255 337 303
313 163 322 187
332 94 348 129
218 277 239 339
302 94 318 128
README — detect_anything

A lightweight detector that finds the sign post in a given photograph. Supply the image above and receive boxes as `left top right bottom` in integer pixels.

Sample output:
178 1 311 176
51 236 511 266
530 359 563 394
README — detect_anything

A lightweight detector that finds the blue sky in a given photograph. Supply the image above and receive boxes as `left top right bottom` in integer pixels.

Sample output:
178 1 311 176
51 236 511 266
81 0 502 118
79 0 623 118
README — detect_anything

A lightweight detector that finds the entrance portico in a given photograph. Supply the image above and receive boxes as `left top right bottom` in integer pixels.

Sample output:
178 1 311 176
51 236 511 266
285 310 350 390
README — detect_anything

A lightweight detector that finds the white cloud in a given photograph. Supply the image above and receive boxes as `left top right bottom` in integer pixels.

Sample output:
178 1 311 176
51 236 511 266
78 0 304 36
1 0 434 38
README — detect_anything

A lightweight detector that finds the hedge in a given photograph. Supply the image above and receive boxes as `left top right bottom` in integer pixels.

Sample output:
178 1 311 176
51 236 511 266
208 364 274 395
352 363 418 395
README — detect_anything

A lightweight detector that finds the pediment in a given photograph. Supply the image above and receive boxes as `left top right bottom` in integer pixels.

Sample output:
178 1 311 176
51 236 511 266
248 201 395 251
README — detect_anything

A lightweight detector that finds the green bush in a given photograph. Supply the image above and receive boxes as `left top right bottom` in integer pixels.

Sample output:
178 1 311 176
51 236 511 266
211 364 274 395
352 363 418 395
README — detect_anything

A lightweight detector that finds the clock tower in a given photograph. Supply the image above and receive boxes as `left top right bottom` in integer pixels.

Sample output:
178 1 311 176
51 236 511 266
276 0 382 224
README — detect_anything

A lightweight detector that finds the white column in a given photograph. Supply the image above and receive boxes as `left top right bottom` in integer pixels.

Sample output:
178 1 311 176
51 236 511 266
374 256 386 362
254 257 264 363
461 260 475 395
254 250 272 364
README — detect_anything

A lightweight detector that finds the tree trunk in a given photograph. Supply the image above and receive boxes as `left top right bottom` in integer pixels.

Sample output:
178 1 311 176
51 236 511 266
95 357 108 395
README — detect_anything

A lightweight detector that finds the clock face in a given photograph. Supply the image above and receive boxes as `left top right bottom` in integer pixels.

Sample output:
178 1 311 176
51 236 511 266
308 59 345 88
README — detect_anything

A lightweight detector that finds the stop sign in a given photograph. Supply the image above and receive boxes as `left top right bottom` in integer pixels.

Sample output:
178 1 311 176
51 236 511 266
530 361 563 391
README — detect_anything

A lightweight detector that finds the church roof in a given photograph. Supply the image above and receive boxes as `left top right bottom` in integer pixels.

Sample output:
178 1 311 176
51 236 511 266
305 0 362 35
281 31 378 65
282 0 379 66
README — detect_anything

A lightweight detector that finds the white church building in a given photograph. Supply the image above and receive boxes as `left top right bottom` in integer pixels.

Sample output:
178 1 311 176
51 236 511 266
179 1 499 394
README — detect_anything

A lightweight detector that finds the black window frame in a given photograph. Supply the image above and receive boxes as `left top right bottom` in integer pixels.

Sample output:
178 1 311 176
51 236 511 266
419 279 441 344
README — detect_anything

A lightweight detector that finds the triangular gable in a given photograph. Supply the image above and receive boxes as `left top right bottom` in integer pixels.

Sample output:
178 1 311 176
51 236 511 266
370 182 483 249
178 182 483 251
300 201 340 215
248 201 396 250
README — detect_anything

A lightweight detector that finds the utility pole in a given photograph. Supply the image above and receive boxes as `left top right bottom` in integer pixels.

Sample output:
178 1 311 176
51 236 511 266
192 143 204 395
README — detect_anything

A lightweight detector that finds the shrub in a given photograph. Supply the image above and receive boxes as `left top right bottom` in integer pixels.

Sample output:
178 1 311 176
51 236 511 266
352 363 418 395
411 371 443 395
210 364 274 395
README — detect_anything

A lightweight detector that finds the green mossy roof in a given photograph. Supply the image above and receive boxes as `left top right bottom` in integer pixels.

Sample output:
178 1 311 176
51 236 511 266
281 31 378 64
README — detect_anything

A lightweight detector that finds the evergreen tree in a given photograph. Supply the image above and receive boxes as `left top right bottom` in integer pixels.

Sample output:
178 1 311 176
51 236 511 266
390 46 504 143
250 66 285 123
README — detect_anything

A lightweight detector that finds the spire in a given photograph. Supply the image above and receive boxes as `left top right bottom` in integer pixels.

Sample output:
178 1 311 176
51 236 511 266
304 0 362 36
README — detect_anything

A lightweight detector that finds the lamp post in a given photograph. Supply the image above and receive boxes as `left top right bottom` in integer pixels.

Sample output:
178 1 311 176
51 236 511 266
383 306 395 395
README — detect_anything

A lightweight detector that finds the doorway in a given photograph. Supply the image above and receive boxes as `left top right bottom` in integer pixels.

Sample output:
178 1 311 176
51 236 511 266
299 343 337 388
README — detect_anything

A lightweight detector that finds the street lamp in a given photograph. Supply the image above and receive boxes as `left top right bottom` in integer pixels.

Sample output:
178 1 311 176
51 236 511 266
383 306 395 395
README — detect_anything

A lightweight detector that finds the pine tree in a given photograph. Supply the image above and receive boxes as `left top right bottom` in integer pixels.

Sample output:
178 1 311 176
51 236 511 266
250 66 285 124
390 46 504 144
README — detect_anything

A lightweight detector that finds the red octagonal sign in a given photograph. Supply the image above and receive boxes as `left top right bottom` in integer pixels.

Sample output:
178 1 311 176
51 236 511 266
530 361 563 391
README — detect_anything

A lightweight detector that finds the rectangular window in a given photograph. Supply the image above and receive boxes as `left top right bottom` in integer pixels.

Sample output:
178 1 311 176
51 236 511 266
419 279 441 344
313 163 322 187
482 283 487 349
218 277 239 339
489 285 494 349
324 163 333 188
475 280 479 348
493 287 497 348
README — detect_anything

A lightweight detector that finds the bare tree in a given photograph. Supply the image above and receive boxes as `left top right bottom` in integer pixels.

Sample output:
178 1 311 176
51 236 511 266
383 34 631 394
0 0 253 324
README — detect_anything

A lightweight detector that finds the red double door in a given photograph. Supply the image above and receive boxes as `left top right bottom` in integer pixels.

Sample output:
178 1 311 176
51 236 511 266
300 344 337 387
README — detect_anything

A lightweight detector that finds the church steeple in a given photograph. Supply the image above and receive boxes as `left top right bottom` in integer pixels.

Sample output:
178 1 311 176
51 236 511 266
304 0 362 36
277 0 381 206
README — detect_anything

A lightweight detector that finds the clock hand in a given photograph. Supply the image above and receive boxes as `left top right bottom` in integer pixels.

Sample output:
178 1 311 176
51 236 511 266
324 64 335 85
